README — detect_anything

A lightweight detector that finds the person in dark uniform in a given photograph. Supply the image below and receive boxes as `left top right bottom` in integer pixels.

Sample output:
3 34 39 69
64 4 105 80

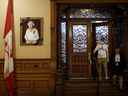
112 48 125 89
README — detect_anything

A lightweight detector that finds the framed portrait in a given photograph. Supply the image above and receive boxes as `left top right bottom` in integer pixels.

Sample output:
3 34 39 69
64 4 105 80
20 17 43 45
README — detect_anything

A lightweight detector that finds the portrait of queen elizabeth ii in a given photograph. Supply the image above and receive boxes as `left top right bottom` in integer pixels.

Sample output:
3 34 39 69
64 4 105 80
24 21 39 44
20 17 43 45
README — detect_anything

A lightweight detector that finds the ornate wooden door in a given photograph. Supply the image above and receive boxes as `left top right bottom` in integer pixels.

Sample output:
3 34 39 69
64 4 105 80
68 20 91 79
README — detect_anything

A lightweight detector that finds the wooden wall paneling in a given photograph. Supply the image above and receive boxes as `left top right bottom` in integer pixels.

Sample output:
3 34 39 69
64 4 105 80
15 59 51 73
0 59 54 96
15 59 53 96
16 80 49 96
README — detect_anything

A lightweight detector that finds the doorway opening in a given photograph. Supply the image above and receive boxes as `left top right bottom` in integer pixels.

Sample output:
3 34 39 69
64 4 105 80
57 5 114 80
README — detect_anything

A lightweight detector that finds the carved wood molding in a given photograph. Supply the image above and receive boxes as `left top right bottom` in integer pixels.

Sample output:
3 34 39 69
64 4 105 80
0 59 53 73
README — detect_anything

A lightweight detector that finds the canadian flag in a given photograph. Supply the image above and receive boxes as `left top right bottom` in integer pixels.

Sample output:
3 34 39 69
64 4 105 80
4 0 15 96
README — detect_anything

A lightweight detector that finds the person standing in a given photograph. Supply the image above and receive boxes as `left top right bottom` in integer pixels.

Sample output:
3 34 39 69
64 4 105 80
112 48 125 89
94 41 109 80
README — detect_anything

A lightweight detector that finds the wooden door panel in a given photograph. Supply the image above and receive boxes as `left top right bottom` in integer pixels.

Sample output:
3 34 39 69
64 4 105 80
69 53 89 78
68 21 89 78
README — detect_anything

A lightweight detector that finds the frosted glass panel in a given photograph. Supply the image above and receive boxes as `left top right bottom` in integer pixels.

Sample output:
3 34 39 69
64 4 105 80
61 22 66 63
73 25 87 53
96 26 108 43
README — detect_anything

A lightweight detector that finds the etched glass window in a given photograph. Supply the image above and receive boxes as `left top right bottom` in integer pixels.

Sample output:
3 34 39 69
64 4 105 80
61 22 66 63
96 26 108 43
73 25 87 53
70 8 112 19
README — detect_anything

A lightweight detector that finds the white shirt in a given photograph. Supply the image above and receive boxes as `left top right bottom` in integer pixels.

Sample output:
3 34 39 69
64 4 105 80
24 28 39 44
94 43 108 59
115 54 120 62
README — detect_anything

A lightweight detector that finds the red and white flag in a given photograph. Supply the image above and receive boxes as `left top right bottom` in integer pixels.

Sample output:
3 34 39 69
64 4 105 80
4 0 15 96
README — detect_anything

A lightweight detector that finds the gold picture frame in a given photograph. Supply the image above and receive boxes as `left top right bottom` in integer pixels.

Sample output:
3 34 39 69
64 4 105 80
20 17 43 45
